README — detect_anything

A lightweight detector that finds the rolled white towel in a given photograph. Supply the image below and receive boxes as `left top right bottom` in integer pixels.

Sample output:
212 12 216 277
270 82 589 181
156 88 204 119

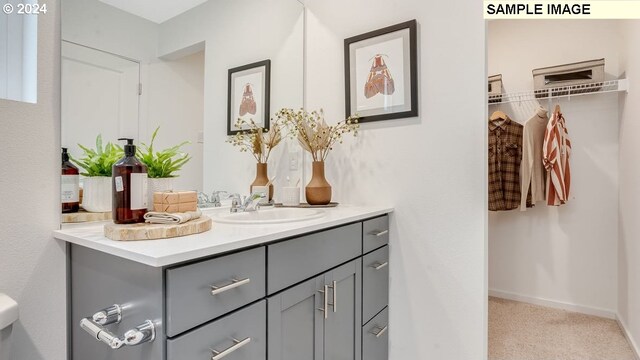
144 209 202 225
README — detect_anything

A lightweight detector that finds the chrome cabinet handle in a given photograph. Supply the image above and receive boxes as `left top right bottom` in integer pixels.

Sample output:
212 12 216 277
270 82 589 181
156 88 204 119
92 304 122 325
328 281 337 313
79 304 155 350
370 229 389 237
370 325 388 338
210 278 251 296
210 337 251 360
370 262 389 270
317 285 328 319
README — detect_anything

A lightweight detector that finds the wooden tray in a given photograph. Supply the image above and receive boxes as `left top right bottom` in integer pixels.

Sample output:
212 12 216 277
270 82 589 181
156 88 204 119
62 210 112 223
274 202 339 208
104 215 212 241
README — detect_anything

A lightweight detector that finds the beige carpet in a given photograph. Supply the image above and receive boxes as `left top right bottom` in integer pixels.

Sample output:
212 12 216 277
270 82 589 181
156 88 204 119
489 297 637 360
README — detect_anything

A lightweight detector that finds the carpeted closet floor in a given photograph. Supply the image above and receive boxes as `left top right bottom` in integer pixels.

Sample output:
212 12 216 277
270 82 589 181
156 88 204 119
489 297 637 360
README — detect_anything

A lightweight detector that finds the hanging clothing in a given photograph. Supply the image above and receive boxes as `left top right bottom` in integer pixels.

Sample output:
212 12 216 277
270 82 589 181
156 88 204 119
488 116 524 211
520 107 549 211
543 111 572 206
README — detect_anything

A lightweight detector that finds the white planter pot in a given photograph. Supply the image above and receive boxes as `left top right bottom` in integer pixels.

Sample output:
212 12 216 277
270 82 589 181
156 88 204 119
82 177 112 212
148 177 175 211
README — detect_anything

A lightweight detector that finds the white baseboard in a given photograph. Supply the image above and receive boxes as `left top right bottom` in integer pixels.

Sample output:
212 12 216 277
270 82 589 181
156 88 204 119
489 289 616 319
616 315 640 360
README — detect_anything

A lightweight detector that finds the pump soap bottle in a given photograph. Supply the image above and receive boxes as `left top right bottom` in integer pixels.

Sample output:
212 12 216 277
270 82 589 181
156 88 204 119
61 147 80 213
112 138 148 224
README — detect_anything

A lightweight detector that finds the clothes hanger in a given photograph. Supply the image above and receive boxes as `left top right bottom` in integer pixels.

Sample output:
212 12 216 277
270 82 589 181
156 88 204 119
536 105 548 117
489 110 508 121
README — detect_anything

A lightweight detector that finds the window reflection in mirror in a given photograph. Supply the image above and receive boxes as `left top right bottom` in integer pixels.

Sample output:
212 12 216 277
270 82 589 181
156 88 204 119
0 0 38 103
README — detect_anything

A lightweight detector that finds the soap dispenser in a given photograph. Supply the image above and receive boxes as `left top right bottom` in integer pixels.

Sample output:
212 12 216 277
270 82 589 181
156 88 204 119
61 147 80 213
112 138 148 224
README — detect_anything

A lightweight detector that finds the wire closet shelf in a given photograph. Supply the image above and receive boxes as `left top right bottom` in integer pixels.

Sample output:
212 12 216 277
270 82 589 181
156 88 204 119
488 79 629 105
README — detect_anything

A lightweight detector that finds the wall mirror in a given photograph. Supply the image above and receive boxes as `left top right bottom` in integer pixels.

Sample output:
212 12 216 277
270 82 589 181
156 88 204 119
61 0 305 221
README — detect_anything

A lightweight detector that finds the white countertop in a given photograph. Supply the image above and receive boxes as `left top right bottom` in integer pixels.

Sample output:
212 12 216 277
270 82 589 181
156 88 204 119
53 205 393 267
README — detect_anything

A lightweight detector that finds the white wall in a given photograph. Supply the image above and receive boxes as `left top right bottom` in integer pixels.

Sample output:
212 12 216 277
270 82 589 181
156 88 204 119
487 20 622 315
158 0 304 199
0 1 67 359
143 51 205 191
305 1 486 358
618 19 640 354
61 0 158 62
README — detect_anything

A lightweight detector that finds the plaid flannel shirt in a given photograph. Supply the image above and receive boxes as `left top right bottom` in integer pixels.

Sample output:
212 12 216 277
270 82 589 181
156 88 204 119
489 117 524 211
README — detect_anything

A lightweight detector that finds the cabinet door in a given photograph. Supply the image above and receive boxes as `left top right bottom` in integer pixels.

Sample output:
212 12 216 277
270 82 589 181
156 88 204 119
324 259 362 360
268 275 325 360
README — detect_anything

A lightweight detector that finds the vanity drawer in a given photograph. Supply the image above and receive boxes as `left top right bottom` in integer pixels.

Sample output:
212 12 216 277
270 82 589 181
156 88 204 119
268 223 361 294
362 245 389 324
363 215 389 254
166 247 266 337
362 307 389 360
167 300 266 360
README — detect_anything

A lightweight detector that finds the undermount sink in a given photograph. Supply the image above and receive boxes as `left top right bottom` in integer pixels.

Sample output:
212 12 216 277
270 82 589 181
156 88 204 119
211 208 325 224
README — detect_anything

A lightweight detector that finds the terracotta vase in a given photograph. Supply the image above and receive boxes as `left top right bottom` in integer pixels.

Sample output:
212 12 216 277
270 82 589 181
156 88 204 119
306 161 332 205
251 162 274 201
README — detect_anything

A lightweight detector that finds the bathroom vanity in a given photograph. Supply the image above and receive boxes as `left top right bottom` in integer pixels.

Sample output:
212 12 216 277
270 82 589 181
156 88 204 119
54 206 392 360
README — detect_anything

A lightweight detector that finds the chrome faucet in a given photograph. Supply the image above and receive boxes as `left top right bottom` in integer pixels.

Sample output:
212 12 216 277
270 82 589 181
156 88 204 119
230 191 266 213
198 191 229 208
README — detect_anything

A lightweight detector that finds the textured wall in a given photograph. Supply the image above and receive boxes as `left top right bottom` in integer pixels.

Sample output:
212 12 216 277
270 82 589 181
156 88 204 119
0 1 67 359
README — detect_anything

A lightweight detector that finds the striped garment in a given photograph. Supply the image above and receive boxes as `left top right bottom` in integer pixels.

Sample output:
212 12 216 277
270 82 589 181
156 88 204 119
543 112 571 206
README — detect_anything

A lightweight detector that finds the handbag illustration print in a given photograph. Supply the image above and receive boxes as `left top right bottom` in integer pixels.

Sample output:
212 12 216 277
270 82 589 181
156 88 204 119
364 54 395 98
239 83 257 116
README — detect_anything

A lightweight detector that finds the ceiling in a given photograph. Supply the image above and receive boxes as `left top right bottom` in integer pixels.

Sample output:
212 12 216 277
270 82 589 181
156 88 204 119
99 0 208 24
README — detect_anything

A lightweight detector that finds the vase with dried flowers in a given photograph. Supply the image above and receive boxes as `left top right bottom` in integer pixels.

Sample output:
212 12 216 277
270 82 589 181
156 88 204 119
277 108 359 205
227 118 283 201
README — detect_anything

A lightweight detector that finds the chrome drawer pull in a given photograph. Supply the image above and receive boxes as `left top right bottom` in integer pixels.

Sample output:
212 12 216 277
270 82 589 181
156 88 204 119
370 325 388 338
370 261 389 270
210 337 251 360
370 229 389 237
210 278 251 296
317 285 329 319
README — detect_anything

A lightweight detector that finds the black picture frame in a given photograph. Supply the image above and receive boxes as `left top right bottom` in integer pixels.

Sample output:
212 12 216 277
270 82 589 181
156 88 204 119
344 20 418 123
227 59 271 135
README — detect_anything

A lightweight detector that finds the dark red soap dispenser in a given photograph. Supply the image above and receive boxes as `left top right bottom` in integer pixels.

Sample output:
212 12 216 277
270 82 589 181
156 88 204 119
61 147 80 213
112 138 148 224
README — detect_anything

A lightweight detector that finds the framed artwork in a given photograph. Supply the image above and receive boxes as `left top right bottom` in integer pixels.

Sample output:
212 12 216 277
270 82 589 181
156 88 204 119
227 59 271 135
344 20 418 123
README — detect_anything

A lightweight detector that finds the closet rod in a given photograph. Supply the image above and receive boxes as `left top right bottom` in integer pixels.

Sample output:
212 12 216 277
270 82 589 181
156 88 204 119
488 79 629 105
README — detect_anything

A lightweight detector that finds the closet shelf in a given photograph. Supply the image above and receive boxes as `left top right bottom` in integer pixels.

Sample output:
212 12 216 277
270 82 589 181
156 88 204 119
488 79 629 105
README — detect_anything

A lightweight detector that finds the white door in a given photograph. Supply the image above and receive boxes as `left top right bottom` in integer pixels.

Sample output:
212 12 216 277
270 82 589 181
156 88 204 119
61 41 140 160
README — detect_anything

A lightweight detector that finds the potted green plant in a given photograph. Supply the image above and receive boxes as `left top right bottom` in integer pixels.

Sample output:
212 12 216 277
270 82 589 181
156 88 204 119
71 135 123 212
277 108 358 205
138 126 191 210
227 118 283 201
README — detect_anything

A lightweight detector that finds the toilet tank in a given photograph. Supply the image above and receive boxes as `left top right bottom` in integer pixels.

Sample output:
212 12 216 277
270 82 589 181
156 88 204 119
0 294 18 330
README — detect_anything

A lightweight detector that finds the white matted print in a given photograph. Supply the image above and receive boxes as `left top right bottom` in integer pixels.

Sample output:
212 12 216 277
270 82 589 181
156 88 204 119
354 36 407 112
345 20 418 123
227 60 271 135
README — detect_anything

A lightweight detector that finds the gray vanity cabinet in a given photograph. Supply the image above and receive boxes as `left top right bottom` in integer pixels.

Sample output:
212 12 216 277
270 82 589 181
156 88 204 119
362 307 389 360
69 214 390 360
268 259 362 360
267 274 325 360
